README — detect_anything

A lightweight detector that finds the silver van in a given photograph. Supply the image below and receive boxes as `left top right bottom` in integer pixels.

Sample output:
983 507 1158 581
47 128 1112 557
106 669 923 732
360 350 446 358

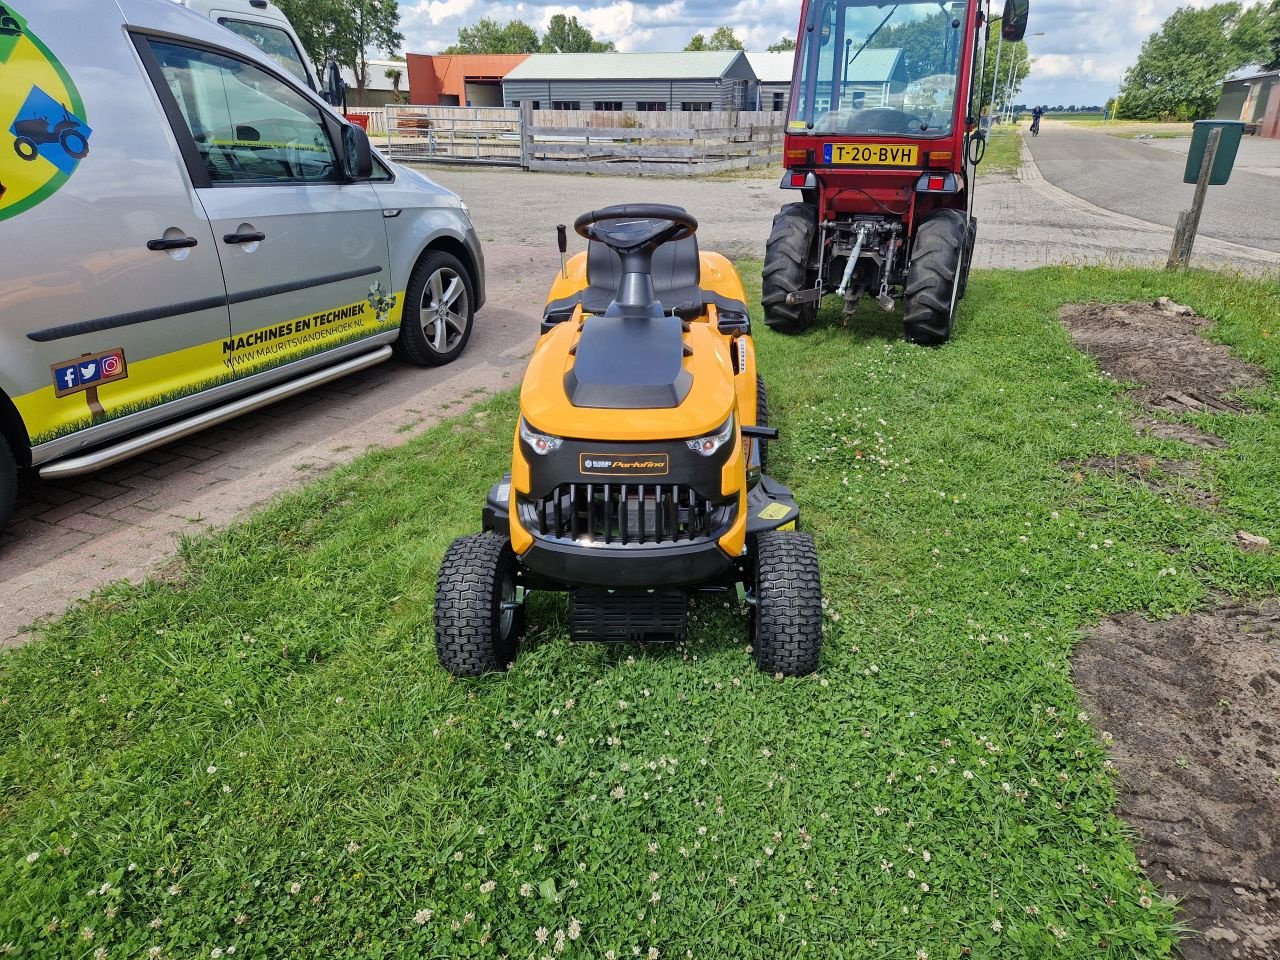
0 0 485 530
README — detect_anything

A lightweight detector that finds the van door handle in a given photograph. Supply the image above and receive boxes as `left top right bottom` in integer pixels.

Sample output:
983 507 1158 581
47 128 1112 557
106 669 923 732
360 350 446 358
223 230 266 244
147 236 199 251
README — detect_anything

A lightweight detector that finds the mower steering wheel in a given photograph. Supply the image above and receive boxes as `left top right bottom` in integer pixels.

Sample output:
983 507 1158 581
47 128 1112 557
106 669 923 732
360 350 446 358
574 204 698 256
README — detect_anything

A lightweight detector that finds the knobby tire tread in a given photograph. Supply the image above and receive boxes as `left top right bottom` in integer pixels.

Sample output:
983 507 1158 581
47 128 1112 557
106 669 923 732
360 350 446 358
753 530 823 676
762 203 819 334
434 532 519 676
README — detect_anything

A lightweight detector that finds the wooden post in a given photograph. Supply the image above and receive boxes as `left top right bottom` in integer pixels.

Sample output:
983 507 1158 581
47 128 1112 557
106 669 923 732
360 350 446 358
1166 126 1221 271
519 101 533 170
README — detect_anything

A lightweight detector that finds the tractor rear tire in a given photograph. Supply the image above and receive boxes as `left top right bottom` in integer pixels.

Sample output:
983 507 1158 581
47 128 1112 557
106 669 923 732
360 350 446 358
756 374 769 473
903 209 967 345
751 530 823 676
762 203 819 334
435 532 523 676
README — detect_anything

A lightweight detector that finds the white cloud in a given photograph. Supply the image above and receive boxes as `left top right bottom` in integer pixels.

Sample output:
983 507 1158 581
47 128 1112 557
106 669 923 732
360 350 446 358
396 0 1268 106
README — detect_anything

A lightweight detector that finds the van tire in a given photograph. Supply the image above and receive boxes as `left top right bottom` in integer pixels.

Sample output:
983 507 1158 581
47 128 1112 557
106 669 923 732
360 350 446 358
396 251 476 367
0 435 16 532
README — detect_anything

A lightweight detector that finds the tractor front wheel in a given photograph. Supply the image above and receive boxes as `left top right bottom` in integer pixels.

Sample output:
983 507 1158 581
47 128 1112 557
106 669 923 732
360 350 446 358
903 209 967 345
762 203 819 334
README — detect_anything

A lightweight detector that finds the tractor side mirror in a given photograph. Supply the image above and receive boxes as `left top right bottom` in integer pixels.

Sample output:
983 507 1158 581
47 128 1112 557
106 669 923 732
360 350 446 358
323 60 346 107
342 123 373 180
1001 0 1029 41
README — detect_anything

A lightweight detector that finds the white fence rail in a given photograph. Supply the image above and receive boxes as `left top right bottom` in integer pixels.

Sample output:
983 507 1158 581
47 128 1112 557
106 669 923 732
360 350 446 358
365 106 785 174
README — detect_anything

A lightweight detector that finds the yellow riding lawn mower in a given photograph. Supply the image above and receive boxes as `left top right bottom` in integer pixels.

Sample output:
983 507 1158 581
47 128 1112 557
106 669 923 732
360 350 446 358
434 204 823 676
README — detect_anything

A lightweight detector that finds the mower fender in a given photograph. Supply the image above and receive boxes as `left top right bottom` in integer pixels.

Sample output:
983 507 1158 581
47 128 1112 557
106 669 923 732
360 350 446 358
482 474 512 536
746 475 801 534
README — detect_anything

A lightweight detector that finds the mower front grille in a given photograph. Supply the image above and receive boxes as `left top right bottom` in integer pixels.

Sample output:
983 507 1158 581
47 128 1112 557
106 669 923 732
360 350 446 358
569 588 688 643
519 483 735 546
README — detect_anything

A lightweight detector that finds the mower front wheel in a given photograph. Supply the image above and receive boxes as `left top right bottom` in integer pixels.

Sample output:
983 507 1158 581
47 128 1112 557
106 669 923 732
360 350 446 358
903 209 967 345
751 530 823 676
435 532 523 676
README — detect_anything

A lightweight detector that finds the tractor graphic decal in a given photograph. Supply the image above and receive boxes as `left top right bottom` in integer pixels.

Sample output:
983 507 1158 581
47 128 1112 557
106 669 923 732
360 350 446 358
0 5 91 222
11 87 91 169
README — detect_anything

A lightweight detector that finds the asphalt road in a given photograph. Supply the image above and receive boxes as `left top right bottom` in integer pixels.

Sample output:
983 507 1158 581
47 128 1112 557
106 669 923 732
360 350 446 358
1026 122 1280 254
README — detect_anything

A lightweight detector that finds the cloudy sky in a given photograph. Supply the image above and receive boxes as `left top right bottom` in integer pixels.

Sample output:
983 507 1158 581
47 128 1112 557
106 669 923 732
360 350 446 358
397 0 1242 108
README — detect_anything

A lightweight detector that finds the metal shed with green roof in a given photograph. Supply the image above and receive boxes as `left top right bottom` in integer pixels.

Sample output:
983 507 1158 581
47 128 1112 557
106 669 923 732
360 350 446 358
501 51 759 112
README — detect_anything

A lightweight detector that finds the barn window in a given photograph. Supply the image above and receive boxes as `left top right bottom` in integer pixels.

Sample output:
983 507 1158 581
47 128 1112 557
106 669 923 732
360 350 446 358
681 101 713 112
593 101 623 111
551 100 580 110
635 101 666 111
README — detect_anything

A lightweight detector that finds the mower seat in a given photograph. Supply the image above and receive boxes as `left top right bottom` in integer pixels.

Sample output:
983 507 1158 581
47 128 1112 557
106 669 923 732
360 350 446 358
542 234 749 329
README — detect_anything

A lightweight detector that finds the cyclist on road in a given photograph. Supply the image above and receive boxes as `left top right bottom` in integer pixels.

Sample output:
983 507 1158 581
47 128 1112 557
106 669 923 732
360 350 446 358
1030 105 1044 136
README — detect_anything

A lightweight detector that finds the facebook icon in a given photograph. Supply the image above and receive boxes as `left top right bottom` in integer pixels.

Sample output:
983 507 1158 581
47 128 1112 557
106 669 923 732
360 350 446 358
55 364 80 391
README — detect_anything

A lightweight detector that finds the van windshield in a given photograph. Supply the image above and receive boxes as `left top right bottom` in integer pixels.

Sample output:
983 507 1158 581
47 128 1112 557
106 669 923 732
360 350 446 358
790 0 967 137
218 18 312 88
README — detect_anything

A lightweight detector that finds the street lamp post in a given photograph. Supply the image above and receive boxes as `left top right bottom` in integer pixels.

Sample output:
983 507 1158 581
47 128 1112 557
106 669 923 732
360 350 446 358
1002 32 1043 124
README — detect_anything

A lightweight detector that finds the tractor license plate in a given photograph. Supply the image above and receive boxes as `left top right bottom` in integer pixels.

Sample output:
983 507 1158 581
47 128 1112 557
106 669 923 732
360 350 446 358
824 143 919 166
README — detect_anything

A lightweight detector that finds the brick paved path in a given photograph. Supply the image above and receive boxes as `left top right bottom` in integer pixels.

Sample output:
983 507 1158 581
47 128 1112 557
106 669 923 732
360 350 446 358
3 146 1278 646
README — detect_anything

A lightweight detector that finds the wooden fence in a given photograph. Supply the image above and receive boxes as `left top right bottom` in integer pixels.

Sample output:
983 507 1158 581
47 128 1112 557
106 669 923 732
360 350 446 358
367 106 785 174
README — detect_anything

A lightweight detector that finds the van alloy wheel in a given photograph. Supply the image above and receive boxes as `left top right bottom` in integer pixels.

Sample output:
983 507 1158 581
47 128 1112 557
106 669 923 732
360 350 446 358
394 250 476 367
421 266 469 354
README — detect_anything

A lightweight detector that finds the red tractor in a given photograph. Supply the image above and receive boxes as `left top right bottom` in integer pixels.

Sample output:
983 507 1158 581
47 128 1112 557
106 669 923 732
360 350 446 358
763 0 1030 343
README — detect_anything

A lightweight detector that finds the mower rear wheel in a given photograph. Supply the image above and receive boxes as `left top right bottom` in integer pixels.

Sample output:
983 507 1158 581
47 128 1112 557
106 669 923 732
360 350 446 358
435 532 523 676
762 203 819 334
903 209 967 345
756 374 769 472
751 530 823 676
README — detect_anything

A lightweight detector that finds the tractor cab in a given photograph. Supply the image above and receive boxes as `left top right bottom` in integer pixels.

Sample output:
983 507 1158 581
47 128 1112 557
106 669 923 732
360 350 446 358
764 0 1029 344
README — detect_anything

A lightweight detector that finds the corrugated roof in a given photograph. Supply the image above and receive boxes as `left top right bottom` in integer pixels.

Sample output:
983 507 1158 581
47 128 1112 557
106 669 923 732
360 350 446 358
746 51 796 84
845 48 904 84
504 51 748 82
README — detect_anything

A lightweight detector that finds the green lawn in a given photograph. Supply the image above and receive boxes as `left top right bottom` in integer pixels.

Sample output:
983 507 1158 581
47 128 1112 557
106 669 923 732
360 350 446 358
3 268 1279 959
980 127 1023 175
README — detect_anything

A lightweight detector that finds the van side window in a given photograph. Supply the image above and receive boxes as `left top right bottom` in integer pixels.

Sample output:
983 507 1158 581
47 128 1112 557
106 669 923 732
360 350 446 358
217 19 312 89
149 40 338 185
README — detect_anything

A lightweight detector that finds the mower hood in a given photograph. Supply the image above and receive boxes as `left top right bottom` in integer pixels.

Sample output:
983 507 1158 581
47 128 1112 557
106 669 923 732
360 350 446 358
519 318 737 442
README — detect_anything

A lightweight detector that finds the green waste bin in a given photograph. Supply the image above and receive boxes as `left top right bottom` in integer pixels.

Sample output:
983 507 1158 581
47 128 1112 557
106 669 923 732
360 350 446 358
1183 119 1245 186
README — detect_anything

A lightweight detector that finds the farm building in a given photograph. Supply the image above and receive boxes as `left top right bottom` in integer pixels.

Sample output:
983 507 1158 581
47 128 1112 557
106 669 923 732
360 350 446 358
1216 69 1280 139
406 54 531 107
747 51 796 112
501 51 759 112
341 58 408 108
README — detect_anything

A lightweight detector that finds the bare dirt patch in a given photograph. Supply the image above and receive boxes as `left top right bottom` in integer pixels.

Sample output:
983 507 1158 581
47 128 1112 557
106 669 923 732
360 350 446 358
1062 298 1280 956
1073 601 1280 959
1060 300 1266 416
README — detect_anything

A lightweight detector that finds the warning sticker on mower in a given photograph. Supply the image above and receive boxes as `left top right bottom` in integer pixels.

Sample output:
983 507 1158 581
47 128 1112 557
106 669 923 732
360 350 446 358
580 453 669 476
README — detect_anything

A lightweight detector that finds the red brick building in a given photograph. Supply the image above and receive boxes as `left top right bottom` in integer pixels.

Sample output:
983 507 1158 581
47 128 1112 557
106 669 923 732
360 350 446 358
406 54 530 106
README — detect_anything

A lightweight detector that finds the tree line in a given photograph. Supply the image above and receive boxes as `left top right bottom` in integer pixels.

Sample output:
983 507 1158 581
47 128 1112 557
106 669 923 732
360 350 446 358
1116 1 1279 120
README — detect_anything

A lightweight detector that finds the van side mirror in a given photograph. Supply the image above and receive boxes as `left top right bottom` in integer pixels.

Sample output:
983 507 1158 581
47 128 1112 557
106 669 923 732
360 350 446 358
1001 0 1029 41
323 60 345 107
342 124 373 180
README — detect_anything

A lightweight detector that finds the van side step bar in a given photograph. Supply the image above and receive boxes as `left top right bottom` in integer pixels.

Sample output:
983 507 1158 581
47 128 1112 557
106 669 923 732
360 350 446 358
39 346 394 479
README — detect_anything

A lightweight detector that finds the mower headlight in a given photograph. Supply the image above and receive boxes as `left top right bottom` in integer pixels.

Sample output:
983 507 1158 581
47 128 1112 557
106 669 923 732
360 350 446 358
520 417 563 455
686 416 735 457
